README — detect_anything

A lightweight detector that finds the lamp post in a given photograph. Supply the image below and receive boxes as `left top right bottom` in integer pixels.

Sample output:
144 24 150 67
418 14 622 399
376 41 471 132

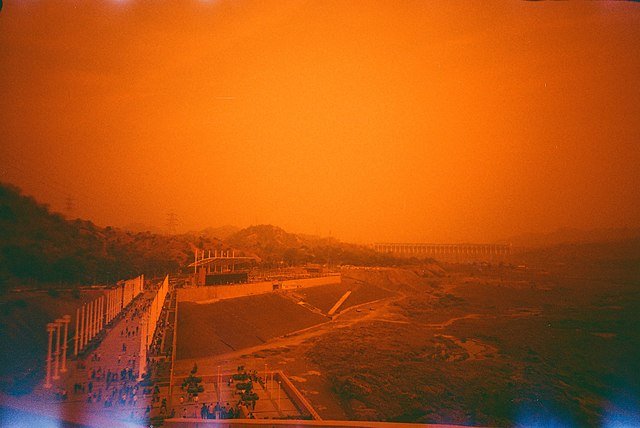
278 380 282 416
220 367 224 404
60 315 71 372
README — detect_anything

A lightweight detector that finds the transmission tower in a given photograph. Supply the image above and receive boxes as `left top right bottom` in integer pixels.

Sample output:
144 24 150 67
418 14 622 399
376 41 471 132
65 196 75 218
166 211 178 235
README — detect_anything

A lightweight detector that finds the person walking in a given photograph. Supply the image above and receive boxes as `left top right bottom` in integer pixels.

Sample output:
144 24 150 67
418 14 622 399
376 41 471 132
200 403 207 419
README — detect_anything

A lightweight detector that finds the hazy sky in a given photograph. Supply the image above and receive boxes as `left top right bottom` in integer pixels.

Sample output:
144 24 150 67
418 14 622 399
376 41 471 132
1 1 639 243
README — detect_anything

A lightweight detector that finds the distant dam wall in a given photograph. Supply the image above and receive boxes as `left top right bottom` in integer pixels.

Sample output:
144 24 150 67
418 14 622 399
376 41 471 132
374 242 512 263
176 275 341 303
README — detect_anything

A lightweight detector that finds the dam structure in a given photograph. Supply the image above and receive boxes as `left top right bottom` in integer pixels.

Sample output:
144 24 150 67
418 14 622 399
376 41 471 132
374 242 512 262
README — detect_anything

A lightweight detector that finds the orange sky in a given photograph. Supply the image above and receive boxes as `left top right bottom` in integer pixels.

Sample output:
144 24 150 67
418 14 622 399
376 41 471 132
1 1 639 243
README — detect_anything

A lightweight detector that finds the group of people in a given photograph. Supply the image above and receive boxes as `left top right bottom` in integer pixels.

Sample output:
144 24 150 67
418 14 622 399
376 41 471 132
77 345 142 407
54 386 68 401
101 382 140 408
186 401 249 419
120 325 139 338
148 316 168 357
49 281 177 424
174 371 268 420
63 293 151 416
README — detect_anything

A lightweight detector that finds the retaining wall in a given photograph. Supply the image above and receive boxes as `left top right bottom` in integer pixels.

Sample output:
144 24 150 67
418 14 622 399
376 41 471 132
176 275 341 303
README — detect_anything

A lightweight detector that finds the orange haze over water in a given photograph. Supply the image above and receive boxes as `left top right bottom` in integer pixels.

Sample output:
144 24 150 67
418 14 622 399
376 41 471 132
1 1 639 243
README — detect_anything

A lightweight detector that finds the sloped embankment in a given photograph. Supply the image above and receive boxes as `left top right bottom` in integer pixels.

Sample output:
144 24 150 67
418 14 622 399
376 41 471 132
341 267 442 295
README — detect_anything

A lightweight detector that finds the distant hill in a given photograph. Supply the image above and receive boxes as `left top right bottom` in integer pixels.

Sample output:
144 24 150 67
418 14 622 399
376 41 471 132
122 222 165 235
508 227 640 249
198 225 241 241
0 183 219 290
225 224 403 267
226 224 304 262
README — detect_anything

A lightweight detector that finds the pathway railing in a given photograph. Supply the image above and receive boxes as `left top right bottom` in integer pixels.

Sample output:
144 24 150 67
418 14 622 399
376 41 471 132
139 274 170 379
44 274 145 388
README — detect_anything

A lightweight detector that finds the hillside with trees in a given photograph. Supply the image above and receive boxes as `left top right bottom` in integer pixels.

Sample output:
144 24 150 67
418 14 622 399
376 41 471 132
0 183 219 291
0 183 416 292
225 224 402 267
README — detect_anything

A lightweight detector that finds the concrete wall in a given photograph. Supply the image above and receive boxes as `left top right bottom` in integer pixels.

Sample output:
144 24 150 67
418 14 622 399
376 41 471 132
177 275 341 303
275 370 321 420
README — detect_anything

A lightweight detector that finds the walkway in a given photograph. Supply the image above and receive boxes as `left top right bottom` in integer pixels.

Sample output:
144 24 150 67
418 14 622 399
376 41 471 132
2 285 169 427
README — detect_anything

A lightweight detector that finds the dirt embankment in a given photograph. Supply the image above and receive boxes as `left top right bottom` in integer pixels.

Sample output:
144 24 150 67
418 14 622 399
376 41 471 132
341 266 442 295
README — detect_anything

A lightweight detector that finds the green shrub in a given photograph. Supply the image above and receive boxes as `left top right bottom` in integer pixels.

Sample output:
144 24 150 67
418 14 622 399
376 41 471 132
241 391 259 402
236 381 253 391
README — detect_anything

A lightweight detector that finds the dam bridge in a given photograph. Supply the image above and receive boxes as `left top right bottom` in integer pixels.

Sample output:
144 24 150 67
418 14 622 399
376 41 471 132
374 242 512 262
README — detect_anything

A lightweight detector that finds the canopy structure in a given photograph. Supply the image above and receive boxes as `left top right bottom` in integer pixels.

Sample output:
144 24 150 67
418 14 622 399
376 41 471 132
189 249 260 286
187 255 259 269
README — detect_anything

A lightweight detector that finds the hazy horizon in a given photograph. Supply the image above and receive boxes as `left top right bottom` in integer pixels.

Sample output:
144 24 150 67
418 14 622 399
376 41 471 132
2 1 639 243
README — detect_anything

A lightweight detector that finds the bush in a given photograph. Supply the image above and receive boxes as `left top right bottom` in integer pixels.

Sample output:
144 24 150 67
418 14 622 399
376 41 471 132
232 373 249 381
241 391 259 402
187 385 204 394
235 381 253 392
181 373 204 394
